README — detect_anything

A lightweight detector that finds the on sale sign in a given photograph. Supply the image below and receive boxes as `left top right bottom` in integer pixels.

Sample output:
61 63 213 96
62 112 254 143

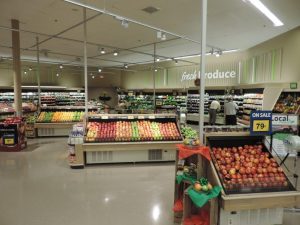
250 111 272 136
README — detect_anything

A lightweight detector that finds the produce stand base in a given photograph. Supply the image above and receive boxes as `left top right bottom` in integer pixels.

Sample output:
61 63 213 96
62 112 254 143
70 141 181 168
0 141 27 152
35 123 77 137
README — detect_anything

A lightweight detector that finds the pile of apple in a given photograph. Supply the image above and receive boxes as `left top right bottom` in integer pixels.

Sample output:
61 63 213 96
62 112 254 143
211 145 288 190
85 120 181 142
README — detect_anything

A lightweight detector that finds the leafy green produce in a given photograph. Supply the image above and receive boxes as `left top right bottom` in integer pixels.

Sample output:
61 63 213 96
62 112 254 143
181 126 198 139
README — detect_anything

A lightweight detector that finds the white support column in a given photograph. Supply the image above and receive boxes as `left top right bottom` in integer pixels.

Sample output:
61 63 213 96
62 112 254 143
199 0 207 144
36 36 41 110
153 43 156 112
83 8 88 116
11 19 22 116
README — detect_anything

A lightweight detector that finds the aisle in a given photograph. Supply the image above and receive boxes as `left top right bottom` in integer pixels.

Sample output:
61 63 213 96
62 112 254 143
0 138 299 225
0 138 175 225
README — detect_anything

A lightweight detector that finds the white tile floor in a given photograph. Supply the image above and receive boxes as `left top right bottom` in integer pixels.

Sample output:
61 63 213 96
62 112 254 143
0 138 299 225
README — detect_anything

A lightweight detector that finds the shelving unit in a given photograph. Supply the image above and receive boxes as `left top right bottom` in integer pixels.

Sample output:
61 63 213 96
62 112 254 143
239 93 264 125
40 92 85 106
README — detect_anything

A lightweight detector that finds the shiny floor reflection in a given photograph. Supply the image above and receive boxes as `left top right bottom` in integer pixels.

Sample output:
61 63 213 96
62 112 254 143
0 138 299 225
0 138 175 225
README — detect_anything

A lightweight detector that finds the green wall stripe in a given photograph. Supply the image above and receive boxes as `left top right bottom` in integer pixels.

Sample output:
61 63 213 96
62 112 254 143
271 49 276 80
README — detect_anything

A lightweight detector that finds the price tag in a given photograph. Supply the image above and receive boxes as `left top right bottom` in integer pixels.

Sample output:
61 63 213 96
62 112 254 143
128 116 134 120
149 115 155 119
250 110 272 136
101 116 108 119
138 116 145 119
4 138 14 145
252 120 270 132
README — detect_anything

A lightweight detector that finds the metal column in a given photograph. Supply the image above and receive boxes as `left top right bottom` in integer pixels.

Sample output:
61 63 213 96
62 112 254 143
83 8 88 116
199 0 207 144
11 19 22 116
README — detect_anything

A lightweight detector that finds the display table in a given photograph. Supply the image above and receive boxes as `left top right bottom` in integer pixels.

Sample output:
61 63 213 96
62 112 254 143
206 134 300 225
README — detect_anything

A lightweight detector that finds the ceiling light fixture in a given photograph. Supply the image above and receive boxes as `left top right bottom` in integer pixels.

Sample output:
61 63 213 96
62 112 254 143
156 58 160 62
113 51 119 56
124 64 128 69
98 68 102 72
154 68 158 72
28 67 33 71
59 64 63 69
100 48 106 54
56 73 59 77
121 19 129 28
24 70 27 75
245 0 284 26
161 33 166 41
157 31 166 41
92 75 95 79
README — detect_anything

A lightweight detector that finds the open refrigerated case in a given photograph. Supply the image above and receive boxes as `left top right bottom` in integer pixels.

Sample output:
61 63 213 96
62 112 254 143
71 114 183 167
206 135 300 225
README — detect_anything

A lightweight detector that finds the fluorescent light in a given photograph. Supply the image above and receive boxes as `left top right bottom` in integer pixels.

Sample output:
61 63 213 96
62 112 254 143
223 49 239 54
174 49 239 60
247 0 283 26
174 54 201 60
21 86 67 89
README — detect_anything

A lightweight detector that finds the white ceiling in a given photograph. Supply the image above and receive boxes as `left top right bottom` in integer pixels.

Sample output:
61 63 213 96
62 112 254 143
0 0 299 69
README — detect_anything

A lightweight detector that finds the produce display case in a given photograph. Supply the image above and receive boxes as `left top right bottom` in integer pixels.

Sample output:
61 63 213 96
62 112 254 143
206 135 300 213
273 91 300 114
72 114 182 167
0 117 27 152
35 106 98 137
208 136 295 195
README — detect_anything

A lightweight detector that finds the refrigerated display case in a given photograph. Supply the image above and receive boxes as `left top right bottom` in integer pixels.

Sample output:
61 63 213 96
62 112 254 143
71 114 182 167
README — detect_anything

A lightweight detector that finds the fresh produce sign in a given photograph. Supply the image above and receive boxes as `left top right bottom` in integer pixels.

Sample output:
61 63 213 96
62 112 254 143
250 111 272 136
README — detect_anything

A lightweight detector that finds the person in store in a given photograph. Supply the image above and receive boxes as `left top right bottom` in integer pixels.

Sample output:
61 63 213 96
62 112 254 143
224 97 239 125
209 99 221 125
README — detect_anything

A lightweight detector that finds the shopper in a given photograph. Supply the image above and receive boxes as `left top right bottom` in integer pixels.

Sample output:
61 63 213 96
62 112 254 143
224 97 239 125
209 100 221 125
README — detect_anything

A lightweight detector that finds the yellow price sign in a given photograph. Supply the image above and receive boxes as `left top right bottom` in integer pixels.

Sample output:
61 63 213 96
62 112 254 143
252 120 270 132
4 138 15 145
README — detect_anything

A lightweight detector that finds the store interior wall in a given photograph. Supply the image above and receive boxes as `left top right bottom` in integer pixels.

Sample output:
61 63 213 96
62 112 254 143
121 27 300 90
0 63 121 103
